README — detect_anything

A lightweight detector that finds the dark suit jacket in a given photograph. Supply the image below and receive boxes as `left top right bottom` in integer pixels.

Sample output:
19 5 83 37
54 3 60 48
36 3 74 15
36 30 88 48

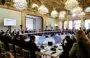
3 35 12 51
20 39 28 50
27 40 40 58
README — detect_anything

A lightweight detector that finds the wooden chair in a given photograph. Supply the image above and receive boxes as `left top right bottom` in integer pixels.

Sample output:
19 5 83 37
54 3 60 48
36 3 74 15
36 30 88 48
8 43 13 53
0 41 5 53
15 45 21 57
22 49 30 58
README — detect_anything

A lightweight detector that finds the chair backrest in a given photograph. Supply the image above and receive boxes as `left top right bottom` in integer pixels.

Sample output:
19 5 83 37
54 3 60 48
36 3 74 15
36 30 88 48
0 53 6 58
22 49 30 58
8 43 13 51
0 41 5 53
0 41 4 48
15 45 21 54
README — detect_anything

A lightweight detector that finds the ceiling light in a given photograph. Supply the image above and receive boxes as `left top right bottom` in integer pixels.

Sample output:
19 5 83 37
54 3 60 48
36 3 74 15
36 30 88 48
59 11 66 19
13 0 27 10
79 12 85 17
51 8 58 18
70 7 82 15
60 11 66 15
72 14 77 17
31 3 39 9
38 4 49 14
65 0 79 10
85 7 90 12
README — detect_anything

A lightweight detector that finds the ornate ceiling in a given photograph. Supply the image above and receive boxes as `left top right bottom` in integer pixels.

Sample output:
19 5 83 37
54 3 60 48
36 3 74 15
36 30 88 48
0 0 90 12
78 0 90 9
29 0 66 12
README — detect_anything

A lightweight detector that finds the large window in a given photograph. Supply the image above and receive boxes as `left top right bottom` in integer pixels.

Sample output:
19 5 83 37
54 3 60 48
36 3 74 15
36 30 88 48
26 15 43 31
64 21 67 29
64 20 81 29
85 19 90 29
64 21 73 29
69 21 73 29
58 21 62 30
85 7 90 12
74 20 81 29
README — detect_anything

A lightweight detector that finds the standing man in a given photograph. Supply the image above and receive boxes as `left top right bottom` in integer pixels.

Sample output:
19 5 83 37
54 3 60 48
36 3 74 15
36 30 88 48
28 35 40 58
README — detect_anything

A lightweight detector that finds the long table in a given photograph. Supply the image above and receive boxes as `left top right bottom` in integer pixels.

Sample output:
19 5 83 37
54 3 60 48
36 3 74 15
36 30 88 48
22 31 61 35
36 44 63 58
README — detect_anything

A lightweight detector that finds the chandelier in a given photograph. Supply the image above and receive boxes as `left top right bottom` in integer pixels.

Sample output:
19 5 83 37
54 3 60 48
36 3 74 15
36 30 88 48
70 7 82 15
72 13 77 17
85 7 90 12
51 8 58 18
65 0 79 10
13 0 27 10
78 12 85 18
59 11 66 19
31 3 39 9
38 4 49 14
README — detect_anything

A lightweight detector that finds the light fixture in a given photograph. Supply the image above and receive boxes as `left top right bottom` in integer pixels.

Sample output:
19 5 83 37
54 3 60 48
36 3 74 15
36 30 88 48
65 0 79 10
38 4 49 14
31 3 39 9
72 13 77 17
60 11 66 15
59 11 66 19
51 8 58 18
70 7 82 15
79 12 85 17
59 14 65 19
85 7 90 12
13 0 27 10
55 24 58 26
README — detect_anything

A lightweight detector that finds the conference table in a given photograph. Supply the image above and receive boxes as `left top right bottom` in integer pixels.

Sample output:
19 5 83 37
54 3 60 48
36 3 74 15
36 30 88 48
36 44 63 58
23 31 61 35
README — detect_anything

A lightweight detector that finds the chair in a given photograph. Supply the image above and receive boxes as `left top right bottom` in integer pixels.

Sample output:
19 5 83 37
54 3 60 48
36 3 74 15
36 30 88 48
8 43 13 53
0 41 5 53
22 49 30 58
36 52 42 58
15 45 21 57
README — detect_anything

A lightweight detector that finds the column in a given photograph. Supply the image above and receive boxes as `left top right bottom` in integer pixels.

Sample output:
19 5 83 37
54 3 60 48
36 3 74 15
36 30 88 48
50 17 55 30
72 18 75 30
21 11 27 31
80 17 85 30
66 19 69 29
58 20 62 31
62 20 64 31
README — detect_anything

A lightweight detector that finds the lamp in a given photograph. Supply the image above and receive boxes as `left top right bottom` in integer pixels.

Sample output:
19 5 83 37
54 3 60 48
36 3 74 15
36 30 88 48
51 8 58 18
60 11 66 15
31 3 39 9
65 0 79 10
78 12 85 18
70 7 82 15
38 4 49 14
59 11 66 19
13 0 27 10
85 7 90 12
72 13 77 17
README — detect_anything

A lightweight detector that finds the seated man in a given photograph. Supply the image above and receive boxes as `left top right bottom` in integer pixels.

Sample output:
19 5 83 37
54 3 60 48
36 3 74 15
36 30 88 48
27 35 40 58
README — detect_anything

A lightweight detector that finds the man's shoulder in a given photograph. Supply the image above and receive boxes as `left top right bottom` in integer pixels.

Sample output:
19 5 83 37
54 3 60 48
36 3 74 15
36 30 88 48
73 43 79 47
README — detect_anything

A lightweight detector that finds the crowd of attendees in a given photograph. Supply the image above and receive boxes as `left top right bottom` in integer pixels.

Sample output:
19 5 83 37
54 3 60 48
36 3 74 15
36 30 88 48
0 28 90 58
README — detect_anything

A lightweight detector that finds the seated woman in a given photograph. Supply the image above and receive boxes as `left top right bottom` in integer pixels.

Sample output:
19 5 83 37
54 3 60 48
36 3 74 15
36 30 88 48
69 30 90 58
